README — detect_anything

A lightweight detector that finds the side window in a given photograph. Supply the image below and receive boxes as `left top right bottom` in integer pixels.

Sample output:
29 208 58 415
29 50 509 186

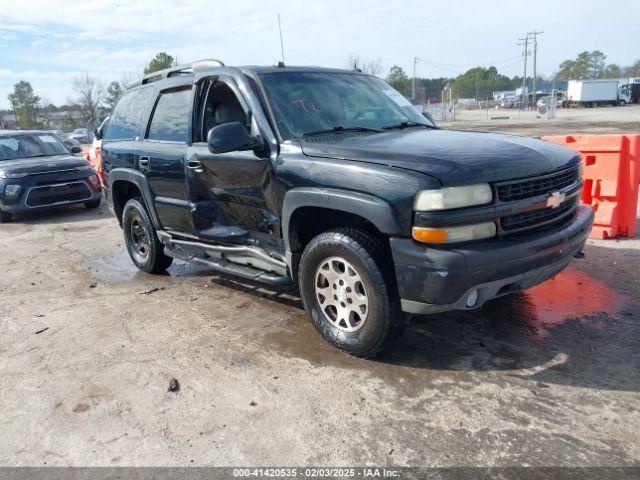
201 82 250 141
147 89 191 142
103 87 153 141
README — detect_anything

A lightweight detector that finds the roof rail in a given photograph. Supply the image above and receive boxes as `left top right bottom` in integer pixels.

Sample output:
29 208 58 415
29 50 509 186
125 58 225 89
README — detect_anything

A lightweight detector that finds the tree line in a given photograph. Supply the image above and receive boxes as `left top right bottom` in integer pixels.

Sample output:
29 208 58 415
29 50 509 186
4 52 177 129
384 50 640 101
4 49 640 129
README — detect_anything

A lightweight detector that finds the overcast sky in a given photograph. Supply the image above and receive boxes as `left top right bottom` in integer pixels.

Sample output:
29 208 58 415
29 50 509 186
1 0 639 109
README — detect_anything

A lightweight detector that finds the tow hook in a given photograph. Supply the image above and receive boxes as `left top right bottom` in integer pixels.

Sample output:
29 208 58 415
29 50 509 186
573 251 585 259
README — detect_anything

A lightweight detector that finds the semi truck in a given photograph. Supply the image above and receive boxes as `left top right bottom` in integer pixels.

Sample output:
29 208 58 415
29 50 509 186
565 79 630 107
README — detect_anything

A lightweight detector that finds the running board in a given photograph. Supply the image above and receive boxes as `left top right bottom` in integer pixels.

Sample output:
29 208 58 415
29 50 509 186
190 257 292 286
157 230 292 286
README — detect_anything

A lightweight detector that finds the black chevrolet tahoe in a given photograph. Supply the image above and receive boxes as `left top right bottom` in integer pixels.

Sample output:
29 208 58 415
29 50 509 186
0 130 102 223
101 59 594 357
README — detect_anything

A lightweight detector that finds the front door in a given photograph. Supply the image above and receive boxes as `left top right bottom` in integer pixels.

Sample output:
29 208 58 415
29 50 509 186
185 78 279 249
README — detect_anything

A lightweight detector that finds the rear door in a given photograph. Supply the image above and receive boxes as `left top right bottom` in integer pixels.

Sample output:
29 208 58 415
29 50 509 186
141 86 194 233
102 86 154 183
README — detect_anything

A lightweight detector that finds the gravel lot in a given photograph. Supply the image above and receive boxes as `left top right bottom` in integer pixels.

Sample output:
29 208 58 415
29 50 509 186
439 103 640 136
1 114 639 467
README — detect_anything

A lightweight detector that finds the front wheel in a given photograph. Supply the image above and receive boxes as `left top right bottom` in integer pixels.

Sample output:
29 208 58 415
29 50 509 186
122 198 173 274
619 99 627 106
298 228 408 358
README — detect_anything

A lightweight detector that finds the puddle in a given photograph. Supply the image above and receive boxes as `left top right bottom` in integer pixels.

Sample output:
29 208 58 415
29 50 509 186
90 247 212 282
518 267 628 338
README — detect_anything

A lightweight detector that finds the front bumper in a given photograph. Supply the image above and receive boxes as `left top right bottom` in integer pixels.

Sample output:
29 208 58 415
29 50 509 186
0 177 102 214
391 204 594 314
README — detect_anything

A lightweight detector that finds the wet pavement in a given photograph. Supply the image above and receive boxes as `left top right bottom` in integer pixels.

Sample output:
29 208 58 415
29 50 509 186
0 203 639 467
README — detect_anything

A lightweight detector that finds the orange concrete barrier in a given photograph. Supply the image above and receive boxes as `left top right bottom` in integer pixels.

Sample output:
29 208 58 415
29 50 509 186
542 134 640 239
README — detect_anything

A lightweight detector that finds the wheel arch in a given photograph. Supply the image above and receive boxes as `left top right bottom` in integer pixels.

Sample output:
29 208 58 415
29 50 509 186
281 188 402 277
108 169 160 228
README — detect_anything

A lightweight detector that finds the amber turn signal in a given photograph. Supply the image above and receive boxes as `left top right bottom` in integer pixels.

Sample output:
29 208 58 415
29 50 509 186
412 227 447 243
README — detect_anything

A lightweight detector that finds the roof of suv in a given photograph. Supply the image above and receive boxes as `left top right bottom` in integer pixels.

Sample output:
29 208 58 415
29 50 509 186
127 64 371 91
241 65 369 75
0 129 51 136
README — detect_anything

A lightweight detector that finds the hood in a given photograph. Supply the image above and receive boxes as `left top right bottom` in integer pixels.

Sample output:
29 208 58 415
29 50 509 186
0 155 90 177
300 129 578 186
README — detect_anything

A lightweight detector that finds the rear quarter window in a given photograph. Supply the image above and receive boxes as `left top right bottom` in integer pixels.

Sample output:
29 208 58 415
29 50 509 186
103 87 154 141
146 88 191 142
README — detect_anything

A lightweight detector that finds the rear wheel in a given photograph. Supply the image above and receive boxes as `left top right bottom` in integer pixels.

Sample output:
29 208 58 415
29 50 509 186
298 228 409 358
0 210 12 223
122 198 173 274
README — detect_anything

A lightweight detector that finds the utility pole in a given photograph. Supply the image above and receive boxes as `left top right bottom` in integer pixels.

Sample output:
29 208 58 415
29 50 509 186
475 70 479 109
528 31 543 109
412 56 418 102
518 36 530 109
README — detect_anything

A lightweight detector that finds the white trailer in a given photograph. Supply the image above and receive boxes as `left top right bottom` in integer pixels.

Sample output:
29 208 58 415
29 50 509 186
565 79 622 107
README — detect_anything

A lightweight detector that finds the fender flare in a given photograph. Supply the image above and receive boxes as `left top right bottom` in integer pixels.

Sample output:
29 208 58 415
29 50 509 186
108 168 162 228
281 187 402 253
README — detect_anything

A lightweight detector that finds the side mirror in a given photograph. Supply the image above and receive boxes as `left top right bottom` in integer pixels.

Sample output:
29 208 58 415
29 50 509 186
70 145 83 154
207 122 262 154
93 127 102 140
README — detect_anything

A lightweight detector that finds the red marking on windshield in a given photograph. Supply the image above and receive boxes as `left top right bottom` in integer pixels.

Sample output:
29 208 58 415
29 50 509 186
291 99 320 112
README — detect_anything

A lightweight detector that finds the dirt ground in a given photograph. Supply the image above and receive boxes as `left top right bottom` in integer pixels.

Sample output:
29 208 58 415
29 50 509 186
1 116 639 467
439 103 640 136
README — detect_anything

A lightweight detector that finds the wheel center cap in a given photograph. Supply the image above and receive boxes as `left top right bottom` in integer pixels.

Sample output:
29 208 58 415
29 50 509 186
337 286 348 302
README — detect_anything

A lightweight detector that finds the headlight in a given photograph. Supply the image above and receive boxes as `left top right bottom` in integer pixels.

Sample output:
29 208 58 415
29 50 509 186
0 170 5 179
414 184 492 211
412 221 497 244
4 184 22 198
577 161 583 180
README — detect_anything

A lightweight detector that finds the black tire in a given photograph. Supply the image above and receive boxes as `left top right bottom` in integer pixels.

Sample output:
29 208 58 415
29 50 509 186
84 199 101 209
0 210 12 223
298 227 409 358
122 198 173 274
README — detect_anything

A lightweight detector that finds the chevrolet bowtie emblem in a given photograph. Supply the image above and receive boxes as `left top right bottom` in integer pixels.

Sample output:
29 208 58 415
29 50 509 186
546 191 566 209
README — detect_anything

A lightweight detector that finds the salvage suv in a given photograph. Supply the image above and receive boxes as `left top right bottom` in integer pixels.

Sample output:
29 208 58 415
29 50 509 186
101 59 593 357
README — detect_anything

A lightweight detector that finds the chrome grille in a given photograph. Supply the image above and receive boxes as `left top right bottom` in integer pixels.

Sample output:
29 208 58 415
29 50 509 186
501 198 577 233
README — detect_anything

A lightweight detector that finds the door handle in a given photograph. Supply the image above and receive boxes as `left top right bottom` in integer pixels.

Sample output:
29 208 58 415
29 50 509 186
138 156 150 168
187 159 204 173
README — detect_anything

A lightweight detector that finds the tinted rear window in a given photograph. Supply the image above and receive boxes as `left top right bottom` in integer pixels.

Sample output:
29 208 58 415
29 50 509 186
147 89 191 142
103 87 153 141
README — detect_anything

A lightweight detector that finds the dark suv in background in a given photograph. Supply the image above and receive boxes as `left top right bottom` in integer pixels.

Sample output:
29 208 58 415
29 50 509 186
101 59 593 357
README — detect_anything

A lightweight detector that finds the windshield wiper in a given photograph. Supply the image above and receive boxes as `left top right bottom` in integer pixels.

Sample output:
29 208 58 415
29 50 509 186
302 125 383 137
382 121 435 130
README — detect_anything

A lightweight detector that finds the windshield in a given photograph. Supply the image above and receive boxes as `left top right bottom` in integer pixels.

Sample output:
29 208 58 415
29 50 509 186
258 71 431 140
0 133 69 161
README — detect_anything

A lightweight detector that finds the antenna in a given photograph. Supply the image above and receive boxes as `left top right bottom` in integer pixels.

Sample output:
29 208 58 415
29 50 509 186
277 13 286 65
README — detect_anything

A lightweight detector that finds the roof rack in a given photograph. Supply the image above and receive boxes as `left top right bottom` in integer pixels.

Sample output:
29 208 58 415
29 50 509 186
125 58 225 89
